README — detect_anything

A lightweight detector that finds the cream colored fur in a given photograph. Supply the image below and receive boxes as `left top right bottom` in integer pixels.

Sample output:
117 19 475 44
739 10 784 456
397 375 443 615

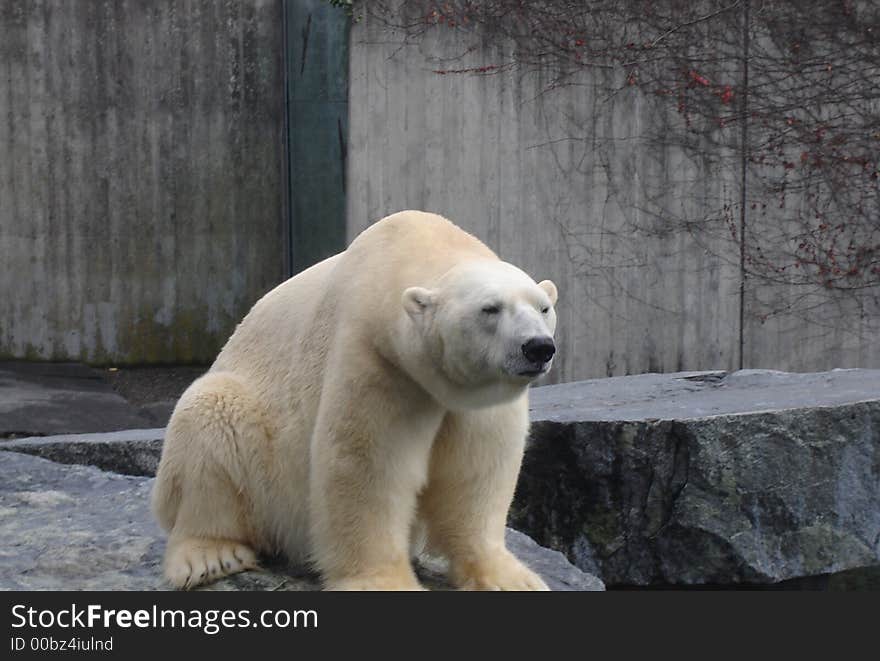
151 210 558 590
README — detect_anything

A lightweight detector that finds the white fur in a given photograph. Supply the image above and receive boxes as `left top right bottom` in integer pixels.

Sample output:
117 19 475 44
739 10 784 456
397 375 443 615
151 210 558 590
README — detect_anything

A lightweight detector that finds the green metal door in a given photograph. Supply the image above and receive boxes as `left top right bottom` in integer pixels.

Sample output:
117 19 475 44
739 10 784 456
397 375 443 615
283 0 349 276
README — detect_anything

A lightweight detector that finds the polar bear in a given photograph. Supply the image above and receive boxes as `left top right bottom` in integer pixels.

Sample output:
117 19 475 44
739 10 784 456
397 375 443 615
151 210 558 590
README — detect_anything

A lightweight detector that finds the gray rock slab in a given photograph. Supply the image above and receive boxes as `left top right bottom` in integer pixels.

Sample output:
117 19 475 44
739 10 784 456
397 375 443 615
529 369 880 422
513 369 880 587
0 452 603 591
0 361 153 436
1 429 165 476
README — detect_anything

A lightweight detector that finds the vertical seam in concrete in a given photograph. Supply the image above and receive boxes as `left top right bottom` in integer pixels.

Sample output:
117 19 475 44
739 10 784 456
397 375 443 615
300 13 311 76
337 116 346 195
738 0 750 371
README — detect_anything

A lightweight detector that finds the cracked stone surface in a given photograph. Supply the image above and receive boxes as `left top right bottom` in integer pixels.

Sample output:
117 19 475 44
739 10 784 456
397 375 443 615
0 451 603 591
511 369 880 586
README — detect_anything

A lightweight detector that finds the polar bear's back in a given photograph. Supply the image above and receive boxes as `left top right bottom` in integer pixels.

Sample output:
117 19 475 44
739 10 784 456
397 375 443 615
210 251 342 420
209 210 494 415
346 210 495 278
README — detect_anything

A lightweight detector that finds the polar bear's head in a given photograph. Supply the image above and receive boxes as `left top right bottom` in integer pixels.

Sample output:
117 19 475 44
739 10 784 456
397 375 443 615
401 259 558 409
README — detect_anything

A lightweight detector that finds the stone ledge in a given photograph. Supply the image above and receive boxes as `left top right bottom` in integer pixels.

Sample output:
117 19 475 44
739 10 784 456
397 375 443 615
529 368 880 422
0 451 602 591
5 368 877 588
1 428 164 476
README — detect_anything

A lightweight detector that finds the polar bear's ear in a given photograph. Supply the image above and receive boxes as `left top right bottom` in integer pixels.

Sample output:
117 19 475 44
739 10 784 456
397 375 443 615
538 280 558 306
402 287 435 316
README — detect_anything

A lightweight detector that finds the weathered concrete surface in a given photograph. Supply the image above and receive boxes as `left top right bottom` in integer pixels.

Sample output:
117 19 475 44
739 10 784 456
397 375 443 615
0 451 603 591
0 0 285 364
511 369 880 587
0 362 153 436
348 8 880 381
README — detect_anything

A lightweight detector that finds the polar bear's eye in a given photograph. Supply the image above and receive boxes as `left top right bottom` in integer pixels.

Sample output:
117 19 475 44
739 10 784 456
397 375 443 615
541 306 550 314
481 304 501 315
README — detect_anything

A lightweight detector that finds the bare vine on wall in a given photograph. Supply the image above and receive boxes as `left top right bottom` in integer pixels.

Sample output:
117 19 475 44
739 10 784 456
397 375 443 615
360 0 880 328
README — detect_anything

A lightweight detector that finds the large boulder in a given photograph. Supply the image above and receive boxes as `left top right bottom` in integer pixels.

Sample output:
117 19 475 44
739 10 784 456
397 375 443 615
511 369 880 587
0 450 602 591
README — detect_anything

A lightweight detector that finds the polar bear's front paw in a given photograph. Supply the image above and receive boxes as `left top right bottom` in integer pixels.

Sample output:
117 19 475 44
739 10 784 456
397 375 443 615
451 550 550 591
164 538 258 590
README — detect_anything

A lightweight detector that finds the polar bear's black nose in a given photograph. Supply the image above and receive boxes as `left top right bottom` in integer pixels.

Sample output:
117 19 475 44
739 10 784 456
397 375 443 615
522 336 556 364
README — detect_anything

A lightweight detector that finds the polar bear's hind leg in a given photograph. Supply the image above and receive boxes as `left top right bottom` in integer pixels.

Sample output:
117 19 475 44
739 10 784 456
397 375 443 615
152 372 267 589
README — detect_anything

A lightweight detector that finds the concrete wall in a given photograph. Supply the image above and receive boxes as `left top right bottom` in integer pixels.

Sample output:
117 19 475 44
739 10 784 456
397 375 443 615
3 1 876 377
347 11 880 382
0 0 285 364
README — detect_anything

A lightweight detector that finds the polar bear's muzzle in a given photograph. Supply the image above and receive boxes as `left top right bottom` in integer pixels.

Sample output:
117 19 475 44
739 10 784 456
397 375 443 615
516 335 556 377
